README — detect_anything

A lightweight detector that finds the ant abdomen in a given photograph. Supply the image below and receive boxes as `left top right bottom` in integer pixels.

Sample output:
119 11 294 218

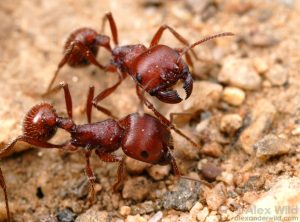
118 113 172 164
23 103 58 141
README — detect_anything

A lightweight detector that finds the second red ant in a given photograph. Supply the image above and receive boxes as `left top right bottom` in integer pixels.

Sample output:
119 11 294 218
1 82 210 221
44 12 233 123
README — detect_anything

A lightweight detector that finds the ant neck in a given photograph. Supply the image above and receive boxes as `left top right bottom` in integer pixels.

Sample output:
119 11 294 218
56 117 75 132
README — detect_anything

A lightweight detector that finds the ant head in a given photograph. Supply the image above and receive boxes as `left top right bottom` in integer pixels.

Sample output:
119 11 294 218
23 103 58 141
134 45 193 104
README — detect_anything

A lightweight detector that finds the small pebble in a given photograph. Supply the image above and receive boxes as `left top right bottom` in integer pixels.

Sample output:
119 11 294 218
122 177 152 201
119 206 131 216
265 64 288 86
220 114 243 135
182 81 223 113
291 126 300 135
200 163 222 181
197 207 209 222
232 178 300 221
57 208 76 222
148 211 163 222
253 134 291 159
218 57 261 90
242 191 260 204
162 180 201 211
245 30 279 47
206 183 227 211
222 87 245 106
161 215 179 222
239 99 277 154
125 214 147 222
125 157 150 174
75 210 107 222
147 165 171 180
190 202 204 220
253 58 268 74
205 215 219 222
172 129 200 160
217 172 234 186
202 142 223 158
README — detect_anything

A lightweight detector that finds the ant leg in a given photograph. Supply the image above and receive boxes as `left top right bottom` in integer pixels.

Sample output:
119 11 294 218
95 150 125 191
86 86 94 123
167 149 181 177
101 12 119 46
136 85 199 148
0 167 10 222
92 72 126 119
84 150 96 204
45 40 107 94
43 82 73 119
113 157 126 191
60 82 73 119
150 25 198 60
0 136 67 156
86 86 116 121
166 147 212 188
95 150 122 163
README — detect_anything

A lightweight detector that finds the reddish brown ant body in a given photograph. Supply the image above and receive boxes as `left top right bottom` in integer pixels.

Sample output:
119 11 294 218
1 83 207 221
46 12 233 116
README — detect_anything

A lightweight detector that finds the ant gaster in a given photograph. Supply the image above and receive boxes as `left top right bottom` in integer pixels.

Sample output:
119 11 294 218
1 83 209 221
45 12 233 117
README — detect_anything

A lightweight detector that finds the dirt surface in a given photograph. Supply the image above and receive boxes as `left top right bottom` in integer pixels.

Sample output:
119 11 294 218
1 0 300 221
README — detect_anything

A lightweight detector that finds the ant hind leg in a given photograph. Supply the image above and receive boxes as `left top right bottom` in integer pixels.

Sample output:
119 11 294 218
84 150 96 205
95 150 125 191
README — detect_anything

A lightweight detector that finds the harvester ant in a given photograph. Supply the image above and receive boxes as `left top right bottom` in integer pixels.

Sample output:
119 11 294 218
45 12 233 117
1 82 209 221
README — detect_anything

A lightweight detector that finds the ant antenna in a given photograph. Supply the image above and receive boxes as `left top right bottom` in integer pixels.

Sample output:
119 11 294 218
177 32 234 63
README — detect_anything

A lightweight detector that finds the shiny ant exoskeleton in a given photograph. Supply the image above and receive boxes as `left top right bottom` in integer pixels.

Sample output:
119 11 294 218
45 12 233 117
1 82 209 221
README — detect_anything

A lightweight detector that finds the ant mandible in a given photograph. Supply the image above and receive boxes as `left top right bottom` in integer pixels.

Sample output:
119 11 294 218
1 82 208 221
45 12 233 117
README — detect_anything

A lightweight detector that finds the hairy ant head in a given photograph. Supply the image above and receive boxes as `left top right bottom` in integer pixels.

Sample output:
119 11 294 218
23 103 58 141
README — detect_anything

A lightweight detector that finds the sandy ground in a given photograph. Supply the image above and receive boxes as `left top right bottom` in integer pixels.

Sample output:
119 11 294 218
1 0 300 221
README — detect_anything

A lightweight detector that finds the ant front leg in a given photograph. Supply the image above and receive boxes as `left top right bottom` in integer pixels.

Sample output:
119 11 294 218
86 86 117 123
101 12 119 46
45 41 107 94
150 25 198 60
136 85 199 148
95 150 125 191
0 167 10 222
0 136 66 156
91 71 126 119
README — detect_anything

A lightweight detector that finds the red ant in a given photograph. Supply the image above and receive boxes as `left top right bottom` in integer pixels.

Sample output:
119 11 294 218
1 82 209 221
45 12 233 117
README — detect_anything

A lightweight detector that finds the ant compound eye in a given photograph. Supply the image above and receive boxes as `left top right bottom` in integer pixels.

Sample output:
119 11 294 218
140 150 149 159
136 73 142 83
173 64 179 72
